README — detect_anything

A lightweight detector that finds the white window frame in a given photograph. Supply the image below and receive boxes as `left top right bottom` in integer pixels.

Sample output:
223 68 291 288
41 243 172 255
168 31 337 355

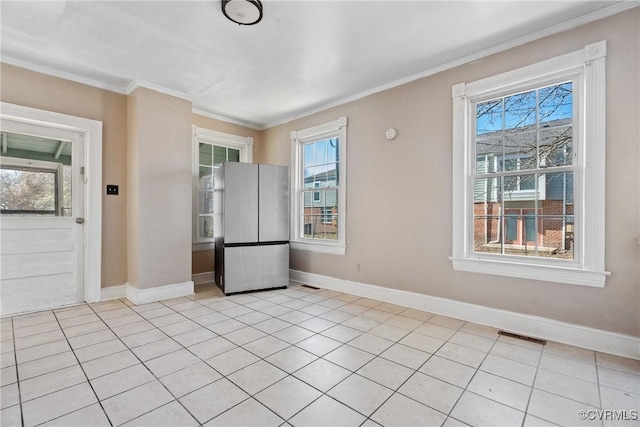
192 125 252 251
291 116 347 255
450 41 609 287
0 157 66 216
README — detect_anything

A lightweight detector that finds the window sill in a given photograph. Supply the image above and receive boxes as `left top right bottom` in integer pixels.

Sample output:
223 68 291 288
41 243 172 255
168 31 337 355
192 242 215 252
449 257 609 288
291 241 346 255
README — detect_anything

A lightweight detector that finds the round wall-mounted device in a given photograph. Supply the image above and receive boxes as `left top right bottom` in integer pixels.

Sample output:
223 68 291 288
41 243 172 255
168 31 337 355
385 128 398 140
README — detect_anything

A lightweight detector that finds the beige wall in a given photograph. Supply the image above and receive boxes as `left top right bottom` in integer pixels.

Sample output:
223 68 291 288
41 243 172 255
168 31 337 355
127 88 192 289
256 9 640 336
191 113 262 275
0 64 128 288
1 9 637 335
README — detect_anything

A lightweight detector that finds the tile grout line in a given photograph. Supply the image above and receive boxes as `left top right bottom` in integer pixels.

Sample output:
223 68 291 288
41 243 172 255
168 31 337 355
519 337 545 427
51 306 115 427
10 316 26 427
9 284 636 427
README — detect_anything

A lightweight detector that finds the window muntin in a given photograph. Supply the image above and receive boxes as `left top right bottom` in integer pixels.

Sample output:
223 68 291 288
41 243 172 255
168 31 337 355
472 81 576 260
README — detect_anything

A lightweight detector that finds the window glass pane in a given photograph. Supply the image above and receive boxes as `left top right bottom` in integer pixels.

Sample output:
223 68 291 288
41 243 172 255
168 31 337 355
473 216 501 254
502 173 537 200
199 166 213 190
503 131 537 170
213 145 227 166
476 99 503 135
540 82 572 124
473 177 500 203
540 126 572 167
228 148 240 162
541 216 574 260
314 140 327 165
62 165 72 217
200 215 214 239
304 165 327 189
199 191 213 215
199 143 212 166
519 174 536 190
0 167 56 215
476 137 501 173
505 90 536 129
304 143 314 167
327 138 339 163
544 172 573 204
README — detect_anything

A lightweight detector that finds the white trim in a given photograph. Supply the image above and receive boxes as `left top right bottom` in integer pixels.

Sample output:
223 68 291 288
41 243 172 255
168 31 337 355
0 56 127 94
125 281 194 305
192 108 261 130
451 42 609 287
100 285 127 301
192 271 215 285
263 3 635 130
0 102 102 303
290 270 640 361
125 79 192 102
290 241 346 255
194 126 254 159
450 257 609 288
290 117 348 253
192 242 215 252
192 125 254 245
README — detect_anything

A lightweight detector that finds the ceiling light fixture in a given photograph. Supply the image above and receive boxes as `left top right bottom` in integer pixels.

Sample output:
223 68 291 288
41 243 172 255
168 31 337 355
221 0 263 26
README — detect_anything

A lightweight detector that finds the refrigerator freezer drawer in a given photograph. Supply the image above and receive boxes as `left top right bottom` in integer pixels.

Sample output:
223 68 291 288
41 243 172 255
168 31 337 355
223 244 289 294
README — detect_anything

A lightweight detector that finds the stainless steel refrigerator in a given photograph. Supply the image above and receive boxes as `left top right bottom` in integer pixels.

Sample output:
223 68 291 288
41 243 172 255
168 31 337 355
213 162 289 295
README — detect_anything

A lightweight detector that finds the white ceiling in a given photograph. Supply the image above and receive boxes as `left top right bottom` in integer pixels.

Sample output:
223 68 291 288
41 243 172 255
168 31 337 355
0 1 634 129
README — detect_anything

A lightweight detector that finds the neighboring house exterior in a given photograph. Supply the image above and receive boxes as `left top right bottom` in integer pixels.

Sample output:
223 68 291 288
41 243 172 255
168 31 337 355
303 167 338 239
473 118 574 256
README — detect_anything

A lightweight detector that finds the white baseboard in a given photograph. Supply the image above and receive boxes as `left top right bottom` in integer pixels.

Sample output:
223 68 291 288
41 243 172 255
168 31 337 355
125 281 194 305
100 285 127 301
192 271 215 286
290 270 640 360
100 281 195 305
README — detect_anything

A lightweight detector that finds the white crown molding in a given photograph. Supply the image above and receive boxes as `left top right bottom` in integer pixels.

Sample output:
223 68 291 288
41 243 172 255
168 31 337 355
125 80 192 102
192 108 262 130
1 56 127 94
2 2 635 130
289 269 640 361
263 1 637 129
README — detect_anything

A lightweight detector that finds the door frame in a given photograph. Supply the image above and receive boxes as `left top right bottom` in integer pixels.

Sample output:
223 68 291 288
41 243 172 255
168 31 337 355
1 102 102 303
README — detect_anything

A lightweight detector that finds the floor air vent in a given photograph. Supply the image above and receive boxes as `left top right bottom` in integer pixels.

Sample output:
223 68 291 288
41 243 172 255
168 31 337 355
301 284 320 290
498 330 547 345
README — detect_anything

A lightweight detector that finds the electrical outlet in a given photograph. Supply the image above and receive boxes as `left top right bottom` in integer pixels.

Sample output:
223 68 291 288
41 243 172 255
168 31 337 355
106 185 119 195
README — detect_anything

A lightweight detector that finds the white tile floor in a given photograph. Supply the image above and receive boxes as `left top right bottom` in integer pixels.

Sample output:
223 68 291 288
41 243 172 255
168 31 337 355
1 282 639 427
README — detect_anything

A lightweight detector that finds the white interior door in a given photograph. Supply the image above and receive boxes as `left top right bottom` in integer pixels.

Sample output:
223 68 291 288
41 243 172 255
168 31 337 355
1 120 85 316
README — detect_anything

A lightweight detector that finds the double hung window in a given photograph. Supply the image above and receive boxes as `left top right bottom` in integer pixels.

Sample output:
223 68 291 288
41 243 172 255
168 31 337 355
291 117 347 254
451 42 608 287
192 126 252 249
